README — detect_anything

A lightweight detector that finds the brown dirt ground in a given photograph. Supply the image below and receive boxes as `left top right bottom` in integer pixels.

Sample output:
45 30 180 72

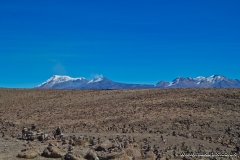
0 88 240 159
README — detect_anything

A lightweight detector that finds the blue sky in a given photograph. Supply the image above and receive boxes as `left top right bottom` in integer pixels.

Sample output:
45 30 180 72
0 1 240 88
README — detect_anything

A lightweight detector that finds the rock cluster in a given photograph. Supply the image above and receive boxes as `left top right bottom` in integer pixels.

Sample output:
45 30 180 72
15 125 240 160
16 126 180 160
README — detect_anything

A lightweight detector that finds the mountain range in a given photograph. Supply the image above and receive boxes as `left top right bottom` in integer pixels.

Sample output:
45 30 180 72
36 75 240 89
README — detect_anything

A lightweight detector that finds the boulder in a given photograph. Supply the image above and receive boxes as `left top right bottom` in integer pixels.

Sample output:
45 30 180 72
37 135 44 141
124 147 142 159
42 146 64 158
42 148 51 157
96 140 113 151
85 150 99 160
17 149 39 159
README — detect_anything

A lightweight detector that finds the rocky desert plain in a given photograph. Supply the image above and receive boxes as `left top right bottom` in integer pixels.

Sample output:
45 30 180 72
0 88 240 160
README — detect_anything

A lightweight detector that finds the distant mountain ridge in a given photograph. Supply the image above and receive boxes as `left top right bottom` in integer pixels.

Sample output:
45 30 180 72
155 75 240 88
36 75 240 89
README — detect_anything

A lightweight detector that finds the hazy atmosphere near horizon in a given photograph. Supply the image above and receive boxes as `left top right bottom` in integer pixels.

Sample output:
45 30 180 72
0 0 240 88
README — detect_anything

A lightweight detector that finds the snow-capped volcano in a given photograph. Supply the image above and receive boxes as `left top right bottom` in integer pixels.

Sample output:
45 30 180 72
155 75 240 88
36 75 154 89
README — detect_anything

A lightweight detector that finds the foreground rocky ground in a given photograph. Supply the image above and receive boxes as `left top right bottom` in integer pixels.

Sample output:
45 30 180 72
0 88 240 159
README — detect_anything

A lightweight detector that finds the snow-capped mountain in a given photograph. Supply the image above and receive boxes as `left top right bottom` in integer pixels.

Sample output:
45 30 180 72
155 75 240 88
36 75 154 89
36 75 240 89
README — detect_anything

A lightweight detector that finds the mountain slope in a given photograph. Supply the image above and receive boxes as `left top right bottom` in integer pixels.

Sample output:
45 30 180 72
85 78 154 89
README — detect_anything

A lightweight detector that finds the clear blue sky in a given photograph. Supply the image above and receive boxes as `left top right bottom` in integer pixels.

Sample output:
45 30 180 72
1 0 240 88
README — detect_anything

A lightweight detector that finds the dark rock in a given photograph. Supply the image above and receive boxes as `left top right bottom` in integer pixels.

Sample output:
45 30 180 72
85 150 99 160
64 153 84 160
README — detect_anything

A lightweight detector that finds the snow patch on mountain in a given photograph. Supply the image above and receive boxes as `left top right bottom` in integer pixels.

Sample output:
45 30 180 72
88 74 104 83
36 75 86 87
192 75 226 84
194 76 206 81
167 82 173 87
